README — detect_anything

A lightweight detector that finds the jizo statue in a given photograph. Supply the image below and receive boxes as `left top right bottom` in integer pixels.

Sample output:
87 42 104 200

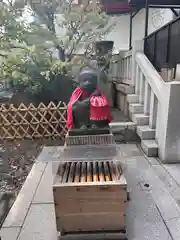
67 68 112 130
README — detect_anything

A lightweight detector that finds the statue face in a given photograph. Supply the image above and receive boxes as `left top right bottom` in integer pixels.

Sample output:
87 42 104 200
79 69 97 93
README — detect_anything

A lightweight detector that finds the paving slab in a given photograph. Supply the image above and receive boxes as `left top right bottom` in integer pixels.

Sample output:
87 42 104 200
123 153 180 240
146 157 160 165
126 199 173 240
164 164 180 187
134 157 180 221
17 204 57 240
152 165 180 203
116 144 143 160
124 157 173 240
3 162 47 228
0 227 21 240
36 147 57 162
166 217 180 239
51 146 64 160
33 163 54 204
3 143 180 240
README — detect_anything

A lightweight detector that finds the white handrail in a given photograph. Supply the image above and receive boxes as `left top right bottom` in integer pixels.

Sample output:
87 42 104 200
136 52 165 103
129 40 180 163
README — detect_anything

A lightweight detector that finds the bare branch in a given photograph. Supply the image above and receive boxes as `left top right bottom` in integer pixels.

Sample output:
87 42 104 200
0 53 8 58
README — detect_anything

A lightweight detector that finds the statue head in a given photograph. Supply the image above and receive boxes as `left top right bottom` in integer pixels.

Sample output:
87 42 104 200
78 68 98 93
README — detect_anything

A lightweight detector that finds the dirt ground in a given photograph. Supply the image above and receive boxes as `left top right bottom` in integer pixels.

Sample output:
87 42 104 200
0 138 64 226
0 140 42 195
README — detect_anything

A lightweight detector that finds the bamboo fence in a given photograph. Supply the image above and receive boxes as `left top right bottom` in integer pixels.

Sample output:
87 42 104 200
0 101 67 140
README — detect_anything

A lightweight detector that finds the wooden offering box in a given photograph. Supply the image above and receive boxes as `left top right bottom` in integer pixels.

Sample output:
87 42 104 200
53 161 127 235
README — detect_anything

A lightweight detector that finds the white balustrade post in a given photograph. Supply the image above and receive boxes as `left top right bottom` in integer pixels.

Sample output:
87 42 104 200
139 72 145 104
129 57 132 80
144 81 151 115
117 53 122 82
158 82 180 163
124 58 127 82
119 51 125 83
135 65 140 94
126 57 129 83
149 91 158 129
110 54 119 82
131 40 144 86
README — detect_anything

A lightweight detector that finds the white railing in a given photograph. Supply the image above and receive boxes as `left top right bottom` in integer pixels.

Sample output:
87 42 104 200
109 50 132 84
108 54 121 82
120 50 132 85
132 40 180 163
135 52 165 130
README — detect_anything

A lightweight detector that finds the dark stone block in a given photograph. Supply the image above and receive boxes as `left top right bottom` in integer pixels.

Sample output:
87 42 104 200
68 128 110 136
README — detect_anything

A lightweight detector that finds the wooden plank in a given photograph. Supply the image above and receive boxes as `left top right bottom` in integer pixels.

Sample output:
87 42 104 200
53 184 127 202
68 163 76 183
74 162 81 183
59 232 126 240
55 199 126 214
104 162 111 181
98 162 105 182
80 162 87 183
92 162 98 182
54 174 127 187
62 163 70 183
56 163 66 183
57 213 125 232
87 162 92 182
109 161 121 181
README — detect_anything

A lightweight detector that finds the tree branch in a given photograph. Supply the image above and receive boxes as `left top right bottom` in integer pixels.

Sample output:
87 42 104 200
0 53 8 58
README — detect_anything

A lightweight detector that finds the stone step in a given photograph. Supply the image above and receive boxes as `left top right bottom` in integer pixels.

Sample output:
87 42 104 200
132 114 149 126
109 122 139 143
109 122 136 133
127 94 139 103
116 83 135 94
129 103 144 114
137 125 156 140
141 140 158 157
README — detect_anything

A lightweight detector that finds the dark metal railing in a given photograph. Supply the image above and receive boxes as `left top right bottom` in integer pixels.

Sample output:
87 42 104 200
144 15 180 71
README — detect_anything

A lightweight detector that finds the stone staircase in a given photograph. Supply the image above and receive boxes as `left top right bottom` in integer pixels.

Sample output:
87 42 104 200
110 40 180 163
109 92 158 157
109 121 138 143
127 94 158 157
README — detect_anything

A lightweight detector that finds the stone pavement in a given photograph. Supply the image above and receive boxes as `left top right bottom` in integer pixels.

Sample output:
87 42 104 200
1 144 180 240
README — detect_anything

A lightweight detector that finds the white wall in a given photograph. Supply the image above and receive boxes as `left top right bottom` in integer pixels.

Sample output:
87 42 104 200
55 8 173 54
104 8 173 52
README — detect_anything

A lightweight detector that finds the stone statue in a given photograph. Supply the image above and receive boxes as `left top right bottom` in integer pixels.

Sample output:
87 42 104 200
67 68 112 130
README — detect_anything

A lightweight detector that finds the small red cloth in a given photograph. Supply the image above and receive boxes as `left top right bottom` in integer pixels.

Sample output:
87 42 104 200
67 87 112 129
